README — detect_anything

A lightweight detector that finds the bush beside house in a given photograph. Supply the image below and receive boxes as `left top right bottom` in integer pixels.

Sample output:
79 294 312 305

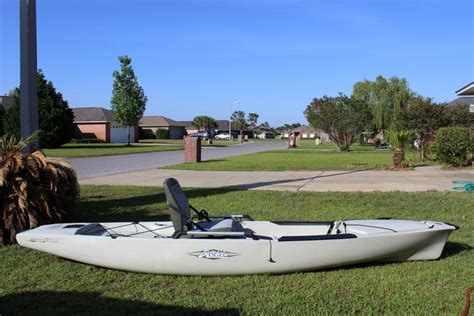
432 127 472 167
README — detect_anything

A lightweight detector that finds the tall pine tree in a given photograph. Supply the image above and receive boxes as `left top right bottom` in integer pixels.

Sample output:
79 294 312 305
111 56 147 145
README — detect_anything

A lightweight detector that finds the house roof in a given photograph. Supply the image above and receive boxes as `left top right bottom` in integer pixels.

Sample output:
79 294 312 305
73 107 113 122
0 96 14 110
448 97 474 106
290 125 317 133
140 116 184 127
455 82 474 96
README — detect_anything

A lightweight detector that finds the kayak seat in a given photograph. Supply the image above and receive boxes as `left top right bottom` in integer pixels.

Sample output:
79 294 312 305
197 218 244 233
164 177 244 237
163 178 192 236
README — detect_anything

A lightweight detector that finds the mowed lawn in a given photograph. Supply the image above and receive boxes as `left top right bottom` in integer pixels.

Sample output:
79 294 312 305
163 140 424 171
42 139 241 158
42 143 182 158
1 185 472 315
140 139 241 147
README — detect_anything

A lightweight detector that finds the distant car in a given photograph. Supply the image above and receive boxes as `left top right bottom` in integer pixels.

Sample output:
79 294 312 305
215 133 231 140
190 131 210 140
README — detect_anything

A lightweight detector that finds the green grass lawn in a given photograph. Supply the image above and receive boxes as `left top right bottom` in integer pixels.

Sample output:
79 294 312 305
296 140 381 151
140 139 241 147
164 149 407 171
163 139 428 171
1 185 472 315
42 143 183 158
42 139 243 158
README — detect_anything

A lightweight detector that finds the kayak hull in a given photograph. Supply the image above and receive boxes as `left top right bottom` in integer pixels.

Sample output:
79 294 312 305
16 219 456 275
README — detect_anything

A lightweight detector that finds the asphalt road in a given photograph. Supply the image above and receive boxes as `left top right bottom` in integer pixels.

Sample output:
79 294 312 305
68 141 287 179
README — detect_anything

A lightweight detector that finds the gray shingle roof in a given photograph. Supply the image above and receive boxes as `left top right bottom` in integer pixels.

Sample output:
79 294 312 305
0 96 14 110
290 125 317 133
448 97 474 106
73 107 113 122
139 116 184 127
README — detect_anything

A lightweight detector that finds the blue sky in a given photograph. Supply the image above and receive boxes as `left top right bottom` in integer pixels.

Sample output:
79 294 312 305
1 0 473 126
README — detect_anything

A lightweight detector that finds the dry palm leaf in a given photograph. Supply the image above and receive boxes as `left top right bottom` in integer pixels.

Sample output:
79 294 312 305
0 134 79 245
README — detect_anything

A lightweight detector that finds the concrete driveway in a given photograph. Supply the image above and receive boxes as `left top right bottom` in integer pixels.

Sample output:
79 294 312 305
69 140 286 179
80 166 474 192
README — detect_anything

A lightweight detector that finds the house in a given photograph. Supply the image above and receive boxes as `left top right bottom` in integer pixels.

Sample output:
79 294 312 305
255 128 276 139
73 107 137 143
449 82 474 113
139 116 186 139
283 125 331 142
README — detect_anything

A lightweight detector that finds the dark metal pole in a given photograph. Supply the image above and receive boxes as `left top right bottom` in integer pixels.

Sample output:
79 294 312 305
20 0 39 152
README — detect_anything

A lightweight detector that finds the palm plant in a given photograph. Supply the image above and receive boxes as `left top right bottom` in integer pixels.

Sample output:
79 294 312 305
0 133 79 245
385 129 414 168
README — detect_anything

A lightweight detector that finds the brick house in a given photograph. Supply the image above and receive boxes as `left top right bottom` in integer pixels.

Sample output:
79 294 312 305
139 116 186 139
73 107 137 143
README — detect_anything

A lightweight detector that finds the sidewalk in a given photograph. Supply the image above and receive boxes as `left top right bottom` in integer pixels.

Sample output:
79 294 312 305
79 166 474 192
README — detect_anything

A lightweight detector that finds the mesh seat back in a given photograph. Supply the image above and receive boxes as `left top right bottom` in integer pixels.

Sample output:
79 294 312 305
163 178 191 234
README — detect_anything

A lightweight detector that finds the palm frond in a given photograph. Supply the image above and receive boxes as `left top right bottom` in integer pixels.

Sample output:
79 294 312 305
0 133 79 246
386 129 414 149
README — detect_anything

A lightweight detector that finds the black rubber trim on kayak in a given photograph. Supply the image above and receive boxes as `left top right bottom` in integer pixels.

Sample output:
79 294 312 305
278 233 357 242
63 224 86 229
271 221 333 226
445 222 460 230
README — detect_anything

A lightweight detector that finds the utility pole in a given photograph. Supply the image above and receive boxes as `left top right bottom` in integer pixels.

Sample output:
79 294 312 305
20 0 39 152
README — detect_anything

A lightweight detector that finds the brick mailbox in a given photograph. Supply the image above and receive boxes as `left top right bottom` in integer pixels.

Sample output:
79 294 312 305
184 136 201 163
288 132 297 148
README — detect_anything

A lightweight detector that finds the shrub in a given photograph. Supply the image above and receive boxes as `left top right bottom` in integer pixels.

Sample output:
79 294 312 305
432 127 472 167
155 129 169 139
0 134 79 245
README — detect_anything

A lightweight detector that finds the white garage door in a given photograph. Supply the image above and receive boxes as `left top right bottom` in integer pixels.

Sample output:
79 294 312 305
110 124 135 143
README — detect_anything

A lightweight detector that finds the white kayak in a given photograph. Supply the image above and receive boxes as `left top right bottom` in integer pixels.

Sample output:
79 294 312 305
16 178 458 276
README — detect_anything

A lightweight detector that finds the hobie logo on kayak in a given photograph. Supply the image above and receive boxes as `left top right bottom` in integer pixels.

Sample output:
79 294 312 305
188 249 240 260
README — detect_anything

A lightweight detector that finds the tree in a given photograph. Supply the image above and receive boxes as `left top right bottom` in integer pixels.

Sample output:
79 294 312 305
444 104 474 128
259 121 271 129
385 130 414 168
4 70 75 148
275 123 301 133
0 106 5 136
192 115 218 132
111 55 148 146
393 96 447 161
231 110 248 137
304 94 372 151
247 113 259 127
353 75 413 131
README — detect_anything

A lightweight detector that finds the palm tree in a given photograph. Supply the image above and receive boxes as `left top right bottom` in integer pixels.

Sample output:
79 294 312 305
192 116 218 144
192 116 218 132
231 111 248 142
0 134 79 245
385 129 414 168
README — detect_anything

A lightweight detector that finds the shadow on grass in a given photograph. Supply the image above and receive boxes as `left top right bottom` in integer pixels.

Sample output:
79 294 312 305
219 168 378 190
70 188 239 222
0 291 239 315
441 241 473 258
